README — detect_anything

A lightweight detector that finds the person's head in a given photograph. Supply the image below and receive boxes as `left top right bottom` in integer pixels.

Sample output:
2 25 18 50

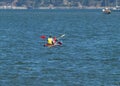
49 35 52 38
53 37 56 39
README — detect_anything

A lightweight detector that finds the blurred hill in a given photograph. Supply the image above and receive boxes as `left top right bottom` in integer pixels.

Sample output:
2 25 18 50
0 0 118 9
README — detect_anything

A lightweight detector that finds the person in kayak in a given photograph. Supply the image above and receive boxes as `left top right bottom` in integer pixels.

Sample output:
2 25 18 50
47 35 54 45
53 36 57 45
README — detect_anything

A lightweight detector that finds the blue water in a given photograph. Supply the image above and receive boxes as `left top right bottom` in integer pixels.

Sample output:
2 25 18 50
0 9 120 86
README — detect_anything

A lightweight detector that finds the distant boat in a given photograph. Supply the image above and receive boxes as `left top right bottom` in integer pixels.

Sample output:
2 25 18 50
102 7 111 14
102 0 111 14
112 0 120 12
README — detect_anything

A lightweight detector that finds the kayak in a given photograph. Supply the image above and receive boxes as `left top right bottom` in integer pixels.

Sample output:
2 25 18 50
44 42 62 47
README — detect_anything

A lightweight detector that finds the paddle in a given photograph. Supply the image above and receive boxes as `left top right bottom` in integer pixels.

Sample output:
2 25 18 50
57 41 62 45
57 34 65 40
40 35 46 39
54 34 65 45
40 34 65 40
40 35 46 47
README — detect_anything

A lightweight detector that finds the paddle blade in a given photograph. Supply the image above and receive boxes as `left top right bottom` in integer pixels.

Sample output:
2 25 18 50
40 35 46 39
57 34 65 40
61 34 65 37
57 42 62 45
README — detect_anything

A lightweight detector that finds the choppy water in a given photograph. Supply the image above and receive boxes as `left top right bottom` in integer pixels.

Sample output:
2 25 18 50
0 9 120 86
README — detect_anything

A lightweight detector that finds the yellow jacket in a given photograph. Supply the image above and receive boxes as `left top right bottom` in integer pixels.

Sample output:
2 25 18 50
47 38 53 44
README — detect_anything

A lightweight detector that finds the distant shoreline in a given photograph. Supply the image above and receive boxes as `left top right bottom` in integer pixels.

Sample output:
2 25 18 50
0 6 114 10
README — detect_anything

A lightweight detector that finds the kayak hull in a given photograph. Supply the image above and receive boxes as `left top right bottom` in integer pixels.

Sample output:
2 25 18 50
44 42 62 47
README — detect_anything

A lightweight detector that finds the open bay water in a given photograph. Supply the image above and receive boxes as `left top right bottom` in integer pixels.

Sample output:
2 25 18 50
0 9 120 86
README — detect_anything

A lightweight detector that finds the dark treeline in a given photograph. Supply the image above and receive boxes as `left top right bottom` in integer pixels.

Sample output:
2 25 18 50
0 0 117 8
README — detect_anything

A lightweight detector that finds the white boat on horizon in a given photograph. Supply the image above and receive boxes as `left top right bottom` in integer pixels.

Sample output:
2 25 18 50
112 0 120 12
